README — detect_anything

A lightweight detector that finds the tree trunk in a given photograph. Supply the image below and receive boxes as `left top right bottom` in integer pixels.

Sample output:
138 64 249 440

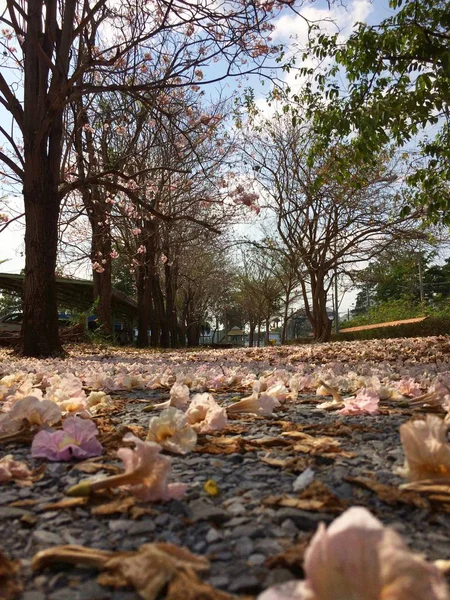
187 320 201 346
136 266 151 347
21 190 63 357
281 289 291 344
264 317 270 346
248 321 255 347
310 273 332 342
90 213 113 337
256 320 261 347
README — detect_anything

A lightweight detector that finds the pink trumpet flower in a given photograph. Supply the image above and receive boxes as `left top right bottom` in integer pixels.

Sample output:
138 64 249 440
258 507 449 600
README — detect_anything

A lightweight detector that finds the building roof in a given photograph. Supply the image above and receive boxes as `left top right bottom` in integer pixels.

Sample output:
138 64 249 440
0 273 138 319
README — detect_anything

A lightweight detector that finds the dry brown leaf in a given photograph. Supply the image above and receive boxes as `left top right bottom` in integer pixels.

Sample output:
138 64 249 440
264 537 311 576
221 423 248 435
345 476 429 509
400 480 450 511
281 431 355 459
71 460 121 474
91 496 136 516
8 499 39 507
194 435 246 455
263 481 345 514
32 543 214 600
247 437 292 449
0 550 22 599
165 565 233 600
41 497 89 511
260 454 311 473
130 506 159 520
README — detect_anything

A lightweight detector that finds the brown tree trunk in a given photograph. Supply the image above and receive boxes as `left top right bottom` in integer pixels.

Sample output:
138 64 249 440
264 317 270 346
90 212 113 337
21 190 64 357
187 321 201 346
248 321 255 347
310 273 332 342
165 262 179 347
136 266 151 347
281 288 291 344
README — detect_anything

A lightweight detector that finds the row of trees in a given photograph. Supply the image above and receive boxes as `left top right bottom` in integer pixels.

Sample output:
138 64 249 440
0 0 448 353
0 0 297 356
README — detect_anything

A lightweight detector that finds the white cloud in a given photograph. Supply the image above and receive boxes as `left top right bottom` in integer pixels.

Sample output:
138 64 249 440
272 0 373 46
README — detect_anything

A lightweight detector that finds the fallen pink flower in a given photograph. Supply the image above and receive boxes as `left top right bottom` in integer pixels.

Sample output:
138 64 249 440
67 433 187 502
226 390 280 416
0 455 32 483
398 415 450 482
31 417 103 461
338 388 380 416
146 407 197 454
0 396 62 435
186 393 228 433
258 507 449 600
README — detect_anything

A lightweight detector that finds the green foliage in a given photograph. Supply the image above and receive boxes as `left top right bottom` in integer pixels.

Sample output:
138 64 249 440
300 0 450 220
336 316 450 341
344 298 426 328
0 291 22 316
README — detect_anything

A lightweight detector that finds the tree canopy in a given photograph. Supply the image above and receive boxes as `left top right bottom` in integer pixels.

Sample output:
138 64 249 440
298 0 450 220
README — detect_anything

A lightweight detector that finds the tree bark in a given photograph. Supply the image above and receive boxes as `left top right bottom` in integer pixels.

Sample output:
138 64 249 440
265 317 270 346
90 211 113 337
21 190 64 356
248 321 255 347
136 265 151 347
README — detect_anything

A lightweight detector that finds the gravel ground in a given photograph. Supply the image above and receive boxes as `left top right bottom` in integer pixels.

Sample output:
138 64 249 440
1 341 450 599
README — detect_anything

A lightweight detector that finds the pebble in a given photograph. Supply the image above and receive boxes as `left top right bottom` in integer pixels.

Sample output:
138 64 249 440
108 519 131 532
32 530 64 545
248 553 267 566
189 501 229 524
228 573 261 594
234 536 254 556
129 520 156 535
206 528 223 543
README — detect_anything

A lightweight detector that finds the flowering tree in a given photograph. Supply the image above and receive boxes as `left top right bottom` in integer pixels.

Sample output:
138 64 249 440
0 0 295 356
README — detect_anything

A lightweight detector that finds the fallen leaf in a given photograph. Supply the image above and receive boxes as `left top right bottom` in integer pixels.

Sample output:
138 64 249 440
8 499 39 507
31 543 223 600
281 431 355 458
42 497 89 511
264 537 311 576
194 436 246 454
345 476 429 509
72 461 121 474
400 480 450 511
260 454 311 473
263 481 345 514
130 506 159 520
91 496 136 516
0 550 22 599
20 514 37 527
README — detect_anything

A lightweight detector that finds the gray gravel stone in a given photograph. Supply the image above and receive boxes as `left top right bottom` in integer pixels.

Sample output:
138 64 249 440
235 536 254 556
228 573 261 594
189 501 229 524
129 520 156 535
22 592 47 600
248 553 267 566
32 530 64 545
108 519 131 532
0 506 33 519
